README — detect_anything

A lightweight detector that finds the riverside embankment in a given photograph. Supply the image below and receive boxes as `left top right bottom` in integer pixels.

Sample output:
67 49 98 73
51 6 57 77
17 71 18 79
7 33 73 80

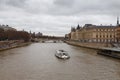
65 40 113 49
65 41 120 59
0 40 31 51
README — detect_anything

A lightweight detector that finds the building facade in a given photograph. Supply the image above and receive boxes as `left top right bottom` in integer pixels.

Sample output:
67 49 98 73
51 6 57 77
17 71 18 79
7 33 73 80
115 25 120 43
67 17 120 43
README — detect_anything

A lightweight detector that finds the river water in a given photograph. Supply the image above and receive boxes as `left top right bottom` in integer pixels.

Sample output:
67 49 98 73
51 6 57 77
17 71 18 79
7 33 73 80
0 43 120 80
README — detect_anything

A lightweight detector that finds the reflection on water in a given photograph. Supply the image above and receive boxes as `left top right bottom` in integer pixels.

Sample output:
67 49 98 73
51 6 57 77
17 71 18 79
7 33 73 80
0 43 120 80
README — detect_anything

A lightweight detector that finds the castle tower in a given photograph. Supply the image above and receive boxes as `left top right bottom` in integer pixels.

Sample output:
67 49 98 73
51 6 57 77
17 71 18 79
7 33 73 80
117 16 119 26
76 24 80 30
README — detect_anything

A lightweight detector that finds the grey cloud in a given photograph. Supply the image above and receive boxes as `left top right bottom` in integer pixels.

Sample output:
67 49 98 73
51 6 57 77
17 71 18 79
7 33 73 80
54 0 75 7
0 0 27 10
6 0 26 7
0 0 5 4
47 0 120 16
0 0 120 36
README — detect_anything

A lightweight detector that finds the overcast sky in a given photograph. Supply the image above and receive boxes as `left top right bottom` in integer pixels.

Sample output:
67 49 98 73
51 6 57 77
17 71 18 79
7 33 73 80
0 0 120 36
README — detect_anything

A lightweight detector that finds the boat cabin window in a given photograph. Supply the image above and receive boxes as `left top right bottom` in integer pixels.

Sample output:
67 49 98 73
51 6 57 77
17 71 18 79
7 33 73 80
63 53 66 55
60 50 64 52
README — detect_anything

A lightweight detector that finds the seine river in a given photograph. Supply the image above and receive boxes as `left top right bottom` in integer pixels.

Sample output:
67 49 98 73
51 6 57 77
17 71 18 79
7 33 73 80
0 43 120 80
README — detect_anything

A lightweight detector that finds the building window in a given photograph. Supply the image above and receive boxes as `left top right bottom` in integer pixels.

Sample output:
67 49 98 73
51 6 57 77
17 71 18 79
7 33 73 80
105 39 106 42
96 35 98 38
101 39 103 42
110 35 112 38
107 35 108 38
98 39 100 42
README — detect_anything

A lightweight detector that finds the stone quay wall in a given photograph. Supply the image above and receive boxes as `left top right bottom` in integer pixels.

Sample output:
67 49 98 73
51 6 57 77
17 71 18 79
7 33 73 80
0 40 30 51
66 41 113 49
